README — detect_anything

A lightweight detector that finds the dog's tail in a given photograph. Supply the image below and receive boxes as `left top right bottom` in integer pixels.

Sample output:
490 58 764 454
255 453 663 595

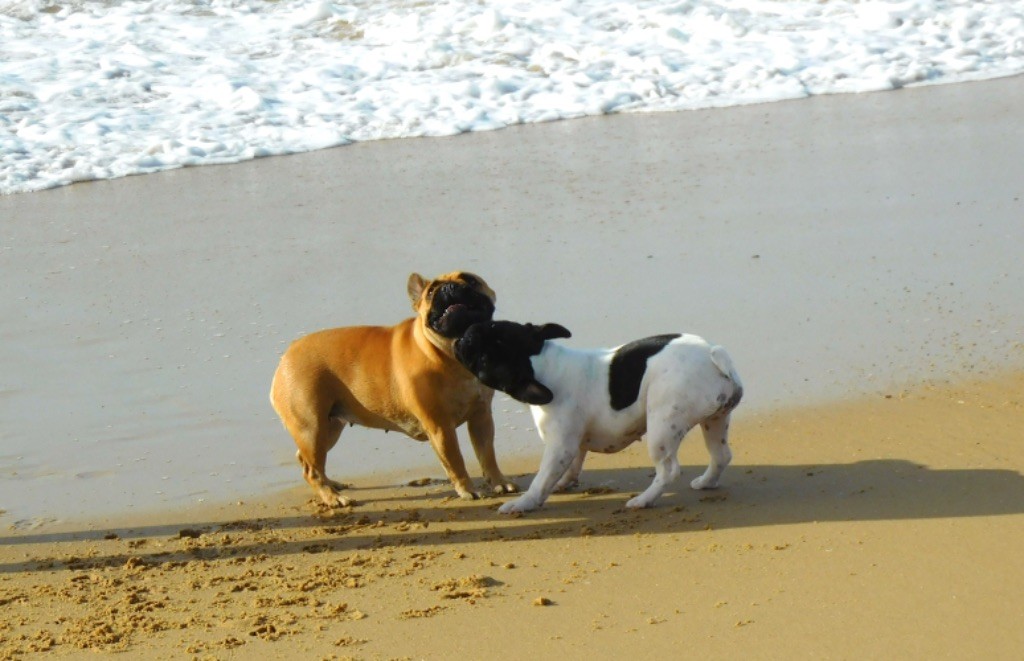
710 345 743 411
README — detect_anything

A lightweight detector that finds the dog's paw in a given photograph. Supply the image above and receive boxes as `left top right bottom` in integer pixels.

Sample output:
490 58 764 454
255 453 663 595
690 475 718 490
498 497 537 514
319 489 354 508
456 489 481 501
625 495 654 509
553 478 579 493
491 480 520 495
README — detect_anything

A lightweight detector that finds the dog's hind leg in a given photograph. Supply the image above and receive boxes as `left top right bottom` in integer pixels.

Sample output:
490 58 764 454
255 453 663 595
691 413 733 490
292 416 351 507
626 420 687 509
271 360 351 507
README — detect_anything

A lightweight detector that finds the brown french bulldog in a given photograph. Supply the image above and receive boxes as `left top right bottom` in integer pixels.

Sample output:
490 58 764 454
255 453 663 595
270 271 518 506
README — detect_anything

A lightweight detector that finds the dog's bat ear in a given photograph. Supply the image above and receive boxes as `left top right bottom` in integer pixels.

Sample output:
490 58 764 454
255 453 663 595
513 379 554 406
407 273 428 306
539 323 571 340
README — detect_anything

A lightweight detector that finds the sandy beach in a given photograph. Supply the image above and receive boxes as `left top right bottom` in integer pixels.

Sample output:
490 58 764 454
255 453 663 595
2 75 1023 658
2 374 1023 658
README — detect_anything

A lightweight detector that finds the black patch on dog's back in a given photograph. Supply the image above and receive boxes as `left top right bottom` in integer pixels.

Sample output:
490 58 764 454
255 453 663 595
608 334 680 411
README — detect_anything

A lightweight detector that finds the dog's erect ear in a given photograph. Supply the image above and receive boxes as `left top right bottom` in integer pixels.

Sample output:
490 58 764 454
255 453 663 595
407 273 428 307
538 323 571 341
512 379 554 406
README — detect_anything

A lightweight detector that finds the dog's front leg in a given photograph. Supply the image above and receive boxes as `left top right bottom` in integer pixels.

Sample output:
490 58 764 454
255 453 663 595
425 425 480 500
467 400 519 495
499 433 579 514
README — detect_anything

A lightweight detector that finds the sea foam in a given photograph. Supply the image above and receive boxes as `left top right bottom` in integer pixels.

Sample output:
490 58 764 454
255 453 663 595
2 0 1023 195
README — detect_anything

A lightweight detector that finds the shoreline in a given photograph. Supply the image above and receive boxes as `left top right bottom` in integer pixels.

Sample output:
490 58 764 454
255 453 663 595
3 367 1021 538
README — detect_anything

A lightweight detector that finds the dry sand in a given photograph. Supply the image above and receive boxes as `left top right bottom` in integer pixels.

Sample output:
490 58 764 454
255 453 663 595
2 373 1023 659
2 74 1024 659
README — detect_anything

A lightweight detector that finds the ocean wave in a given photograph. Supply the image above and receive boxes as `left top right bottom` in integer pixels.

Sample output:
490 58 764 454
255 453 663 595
2 0 1023 195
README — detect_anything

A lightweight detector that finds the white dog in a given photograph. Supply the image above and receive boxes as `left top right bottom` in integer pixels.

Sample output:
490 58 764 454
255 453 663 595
455 321 743 513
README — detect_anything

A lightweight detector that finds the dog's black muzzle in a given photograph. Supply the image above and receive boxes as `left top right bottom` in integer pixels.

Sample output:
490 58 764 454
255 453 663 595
428 283 495 338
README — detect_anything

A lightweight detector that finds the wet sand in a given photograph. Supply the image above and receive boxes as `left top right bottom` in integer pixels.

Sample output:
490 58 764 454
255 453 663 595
2 75 1024 657
2 75 1023 524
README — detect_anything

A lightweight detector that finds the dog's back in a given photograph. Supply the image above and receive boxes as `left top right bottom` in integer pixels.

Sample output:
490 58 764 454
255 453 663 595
620 334 742 422
270 322 411 432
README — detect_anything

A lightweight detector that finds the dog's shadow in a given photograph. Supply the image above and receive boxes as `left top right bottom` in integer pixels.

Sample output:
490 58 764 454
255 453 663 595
3 458 1023 573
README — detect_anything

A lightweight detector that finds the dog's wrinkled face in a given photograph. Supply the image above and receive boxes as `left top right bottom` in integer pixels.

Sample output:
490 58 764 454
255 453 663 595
455 320 571 405
409 271 497 339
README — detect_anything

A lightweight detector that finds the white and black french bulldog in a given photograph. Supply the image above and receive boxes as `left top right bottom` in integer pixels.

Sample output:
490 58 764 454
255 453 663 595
455 321 743 513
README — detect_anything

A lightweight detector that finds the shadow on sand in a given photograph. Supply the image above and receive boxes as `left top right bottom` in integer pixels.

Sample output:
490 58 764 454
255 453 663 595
3 459 1022 573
